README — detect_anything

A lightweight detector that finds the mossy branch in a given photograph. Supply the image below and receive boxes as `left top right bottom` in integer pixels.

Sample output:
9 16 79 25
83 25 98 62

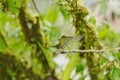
59 0 102 80
0 52 41 80
18 0 53 75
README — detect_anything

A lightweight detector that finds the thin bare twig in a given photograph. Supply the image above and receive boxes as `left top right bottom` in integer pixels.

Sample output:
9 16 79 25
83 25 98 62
54 47 120 69
31 0 40 14
55 47 120 54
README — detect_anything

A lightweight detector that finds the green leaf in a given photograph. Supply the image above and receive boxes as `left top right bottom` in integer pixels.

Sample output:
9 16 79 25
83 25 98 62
79 75 86 80
49 26 61 45
7 0 22 13
7 0 15 11
59 8 69 20
62 54 80 80
109 67 120 80
99 23 115 40
0 13 10 27
88 16 96 25
76 63 84 72
100 57 107 65
45 6 59 24
0 34 7 52
115 52 120 60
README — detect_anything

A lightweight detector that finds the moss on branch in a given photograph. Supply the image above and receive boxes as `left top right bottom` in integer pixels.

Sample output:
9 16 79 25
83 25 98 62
0 52 41 80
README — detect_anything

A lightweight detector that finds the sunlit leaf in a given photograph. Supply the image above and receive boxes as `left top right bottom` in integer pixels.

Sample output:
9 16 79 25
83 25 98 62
45 6 59 24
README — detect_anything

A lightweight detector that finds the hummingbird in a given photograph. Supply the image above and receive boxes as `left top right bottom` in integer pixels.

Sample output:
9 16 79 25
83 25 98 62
53 35 83 49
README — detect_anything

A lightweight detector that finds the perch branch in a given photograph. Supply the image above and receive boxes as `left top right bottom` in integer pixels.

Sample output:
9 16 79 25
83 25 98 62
55 47 120 54
55 47 120 70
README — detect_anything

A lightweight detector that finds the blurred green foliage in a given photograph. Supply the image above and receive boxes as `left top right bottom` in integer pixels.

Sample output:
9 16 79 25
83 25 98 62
0 0 120 80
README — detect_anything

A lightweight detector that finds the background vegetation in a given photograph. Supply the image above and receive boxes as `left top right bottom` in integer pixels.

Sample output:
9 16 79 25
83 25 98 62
0 0 120 80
